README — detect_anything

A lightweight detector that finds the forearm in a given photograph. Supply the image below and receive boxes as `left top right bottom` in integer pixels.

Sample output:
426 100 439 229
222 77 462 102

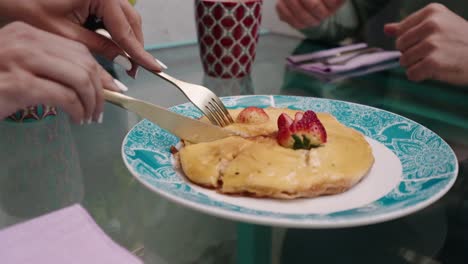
301 0 359 43
301 0 391 43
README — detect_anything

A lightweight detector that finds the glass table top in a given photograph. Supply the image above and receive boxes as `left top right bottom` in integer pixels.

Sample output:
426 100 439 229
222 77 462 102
0 33 467 264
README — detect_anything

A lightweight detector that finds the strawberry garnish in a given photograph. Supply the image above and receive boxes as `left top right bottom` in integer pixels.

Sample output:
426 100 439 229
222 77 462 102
236 107 270 124
277 110 327 150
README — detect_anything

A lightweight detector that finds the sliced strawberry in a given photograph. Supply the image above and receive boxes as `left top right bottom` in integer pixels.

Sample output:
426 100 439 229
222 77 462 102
277 113 295 147
236 107 270 124
277 110 327 150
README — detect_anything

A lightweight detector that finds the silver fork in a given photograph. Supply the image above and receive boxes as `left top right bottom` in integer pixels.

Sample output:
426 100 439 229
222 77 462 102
95 29 234 127
153 71 234 127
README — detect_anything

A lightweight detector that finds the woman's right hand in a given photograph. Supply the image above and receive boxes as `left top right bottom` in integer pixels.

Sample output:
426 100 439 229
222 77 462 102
0 22 125 123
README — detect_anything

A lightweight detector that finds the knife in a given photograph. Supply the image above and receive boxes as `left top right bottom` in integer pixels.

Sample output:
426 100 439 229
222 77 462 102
103 90 233 143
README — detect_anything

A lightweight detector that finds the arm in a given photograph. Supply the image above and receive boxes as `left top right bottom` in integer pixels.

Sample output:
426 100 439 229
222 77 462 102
385 3 468 85
299 0 391 42
0 0 164 75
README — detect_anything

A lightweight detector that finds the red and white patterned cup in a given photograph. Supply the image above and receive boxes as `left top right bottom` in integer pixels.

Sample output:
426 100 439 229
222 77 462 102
195 0 262 78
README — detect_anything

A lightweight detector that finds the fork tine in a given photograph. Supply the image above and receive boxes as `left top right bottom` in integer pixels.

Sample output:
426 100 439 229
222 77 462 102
205 104 224 126
213 97 233 123
212 97 234 124
210 103 228 127
210 101 230 127
210 99 231 126
209 100 229 126
200 107 220 126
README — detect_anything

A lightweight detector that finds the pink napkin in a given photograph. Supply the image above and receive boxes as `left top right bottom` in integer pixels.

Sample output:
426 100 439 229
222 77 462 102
0 204 142 264
287 43 401 75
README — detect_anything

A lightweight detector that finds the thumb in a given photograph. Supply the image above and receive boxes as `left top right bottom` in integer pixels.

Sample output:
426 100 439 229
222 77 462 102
384 22 399 37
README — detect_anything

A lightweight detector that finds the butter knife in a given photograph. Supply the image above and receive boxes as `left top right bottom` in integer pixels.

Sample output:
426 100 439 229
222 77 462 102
103 90 232 143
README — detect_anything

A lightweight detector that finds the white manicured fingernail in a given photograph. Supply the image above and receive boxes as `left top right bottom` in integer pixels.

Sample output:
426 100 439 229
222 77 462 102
113 79 129 92
87 118 92 125
80 120 84 125
155 58 168 70
95 29 112 39
114 55 132 71
98 112 104 124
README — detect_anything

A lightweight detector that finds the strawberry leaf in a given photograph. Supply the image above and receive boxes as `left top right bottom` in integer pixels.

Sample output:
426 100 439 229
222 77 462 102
292 134 303 150
302 135 311 149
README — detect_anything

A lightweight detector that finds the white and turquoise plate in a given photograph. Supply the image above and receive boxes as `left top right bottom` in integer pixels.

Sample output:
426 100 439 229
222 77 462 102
122 95 458 228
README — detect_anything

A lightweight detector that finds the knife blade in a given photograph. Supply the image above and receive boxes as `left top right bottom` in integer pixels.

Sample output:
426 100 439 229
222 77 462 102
103 90 233 143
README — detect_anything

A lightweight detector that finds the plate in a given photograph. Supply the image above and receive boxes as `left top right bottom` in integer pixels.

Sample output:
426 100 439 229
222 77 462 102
122 95 458 228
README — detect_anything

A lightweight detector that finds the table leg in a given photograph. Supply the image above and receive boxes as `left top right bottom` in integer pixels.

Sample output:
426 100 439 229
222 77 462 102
237 223 272 264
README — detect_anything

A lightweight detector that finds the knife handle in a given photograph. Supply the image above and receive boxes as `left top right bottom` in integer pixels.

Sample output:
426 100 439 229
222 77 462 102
103 89 163 122
103 89 137 110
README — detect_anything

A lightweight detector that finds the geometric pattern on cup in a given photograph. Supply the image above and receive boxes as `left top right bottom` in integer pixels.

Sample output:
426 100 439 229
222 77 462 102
196 0 263 78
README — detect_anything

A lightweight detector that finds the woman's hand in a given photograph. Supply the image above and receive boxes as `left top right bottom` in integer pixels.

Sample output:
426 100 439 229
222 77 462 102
0 22 125 123
0 0 164 76
276 0 344 29
385 3 468 85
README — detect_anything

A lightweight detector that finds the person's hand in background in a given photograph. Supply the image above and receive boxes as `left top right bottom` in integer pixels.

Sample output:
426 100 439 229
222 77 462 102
276 0 344 30
0 22 126 123
0 0 165 77
385 3 468 85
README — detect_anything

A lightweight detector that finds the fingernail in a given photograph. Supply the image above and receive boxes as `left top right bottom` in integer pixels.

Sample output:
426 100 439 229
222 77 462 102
135 67 140 79
95 29 112 39
98 112 104 124
80 120 84 125
155 58 168 70
113 79 129 92
87 118 92 125
114 55 132 71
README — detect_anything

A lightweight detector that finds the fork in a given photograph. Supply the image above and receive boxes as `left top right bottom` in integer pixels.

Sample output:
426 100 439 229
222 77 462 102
95 28 234 127
153 71 234 127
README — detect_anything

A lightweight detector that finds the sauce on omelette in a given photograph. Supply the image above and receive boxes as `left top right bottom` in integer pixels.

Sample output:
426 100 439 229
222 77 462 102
177 108 374 199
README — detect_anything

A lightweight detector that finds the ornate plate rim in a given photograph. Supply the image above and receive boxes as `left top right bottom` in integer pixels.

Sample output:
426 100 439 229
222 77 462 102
121 95 458 228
